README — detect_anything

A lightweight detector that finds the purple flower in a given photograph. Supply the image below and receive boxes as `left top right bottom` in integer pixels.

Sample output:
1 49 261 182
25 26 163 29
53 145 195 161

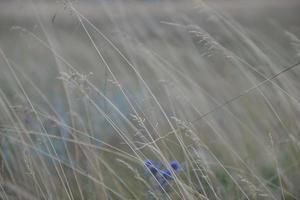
144 159 181 190
160 169 172 180
157 169 172 187
144 160 159 176
169 160 181 171
144 159 153 168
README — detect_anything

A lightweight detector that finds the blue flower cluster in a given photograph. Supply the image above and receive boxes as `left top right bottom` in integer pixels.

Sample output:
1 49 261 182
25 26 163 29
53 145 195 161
144 159 181 189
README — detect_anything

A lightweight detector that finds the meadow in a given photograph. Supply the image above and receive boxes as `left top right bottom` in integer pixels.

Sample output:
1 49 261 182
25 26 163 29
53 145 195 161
0 0 300 199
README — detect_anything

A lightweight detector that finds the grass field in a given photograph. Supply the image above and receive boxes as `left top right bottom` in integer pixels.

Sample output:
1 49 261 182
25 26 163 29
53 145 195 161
0 0 300 199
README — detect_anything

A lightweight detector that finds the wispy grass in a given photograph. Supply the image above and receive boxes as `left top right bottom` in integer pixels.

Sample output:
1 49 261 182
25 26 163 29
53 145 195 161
0 0 300 199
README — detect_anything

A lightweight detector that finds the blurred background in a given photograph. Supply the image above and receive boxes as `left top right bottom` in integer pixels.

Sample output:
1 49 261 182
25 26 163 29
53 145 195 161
1 0 300 199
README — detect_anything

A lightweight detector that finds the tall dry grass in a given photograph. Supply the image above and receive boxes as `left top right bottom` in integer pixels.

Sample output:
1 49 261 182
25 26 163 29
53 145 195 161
0 0 300 199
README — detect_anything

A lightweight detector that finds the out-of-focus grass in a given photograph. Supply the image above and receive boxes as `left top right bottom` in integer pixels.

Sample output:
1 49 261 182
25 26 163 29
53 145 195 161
0 0 300 199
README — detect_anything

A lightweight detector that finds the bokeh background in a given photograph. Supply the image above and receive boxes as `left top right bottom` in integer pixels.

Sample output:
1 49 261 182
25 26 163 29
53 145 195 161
1 0 300 199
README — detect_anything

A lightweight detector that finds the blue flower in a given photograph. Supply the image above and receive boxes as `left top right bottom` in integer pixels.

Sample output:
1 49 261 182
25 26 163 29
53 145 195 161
157 169 172 187
161 169 173 181
144 159 181 190
144 160 160 176
169 160 181 171
144 159 153 168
